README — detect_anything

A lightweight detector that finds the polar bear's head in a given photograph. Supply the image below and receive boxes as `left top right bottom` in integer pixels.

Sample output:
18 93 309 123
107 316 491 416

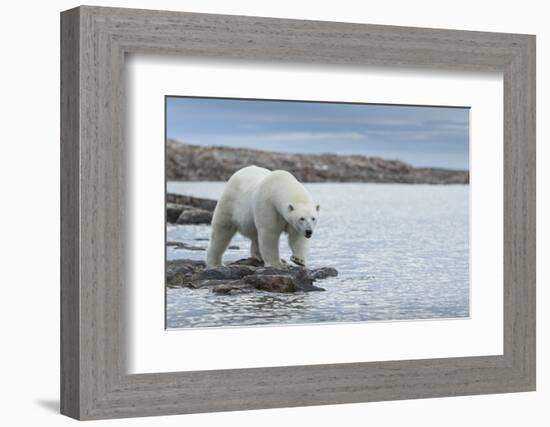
286 203 320 239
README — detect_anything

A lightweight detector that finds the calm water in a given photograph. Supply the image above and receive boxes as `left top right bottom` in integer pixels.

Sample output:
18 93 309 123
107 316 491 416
166 182 469 329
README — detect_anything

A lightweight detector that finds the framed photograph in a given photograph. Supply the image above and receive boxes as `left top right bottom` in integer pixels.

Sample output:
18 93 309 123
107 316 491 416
61 6 536 420
163 97 470 329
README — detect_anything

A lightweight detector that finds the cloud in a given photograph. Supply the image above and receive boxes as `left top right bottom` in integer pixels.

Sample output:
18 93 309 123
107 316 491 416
166 97 469 169
251 131 365 142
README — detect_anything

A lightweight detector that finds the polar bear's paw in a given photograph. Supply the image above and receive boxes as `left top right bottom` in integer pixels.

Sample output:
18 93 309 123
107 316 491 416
290 255 305 267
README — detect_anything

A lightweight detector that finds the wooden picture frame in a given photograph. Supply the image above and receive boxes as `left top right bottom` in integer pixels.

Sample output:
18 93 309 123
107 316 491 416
60 5 536 420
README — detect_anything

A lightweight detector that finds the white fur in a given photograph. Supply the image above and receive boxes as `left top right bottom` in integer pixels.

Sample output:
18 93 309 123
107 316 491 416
206 166 320 268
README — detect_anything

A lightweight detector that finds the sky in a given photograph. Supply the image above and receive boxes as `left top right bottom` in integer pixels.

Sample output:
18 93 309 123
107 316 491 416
166 96 470 170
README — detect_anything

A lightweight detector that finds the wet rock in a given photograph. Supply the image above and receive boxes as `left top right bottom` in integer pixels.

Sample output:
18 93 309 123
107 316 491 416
166 193 217 211
166 193 217 224
165 258 336 293
166 203 185 223
176 209 213 225
183 243 206 251
242 274 297 293
189 279 240 290
228 245 240 250
211 283 256 295
166 241 184 248
167 258 205 273
230 257 264 267
249 267 326 292
166 241 206 251
196 265 256 281
167 201 214 224
310 267 339 280
166 259 205 288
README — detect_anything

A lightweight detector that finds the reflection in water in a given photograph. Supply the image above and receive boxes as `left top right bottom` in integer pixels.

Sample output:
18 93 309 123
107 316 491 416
166 182 469 329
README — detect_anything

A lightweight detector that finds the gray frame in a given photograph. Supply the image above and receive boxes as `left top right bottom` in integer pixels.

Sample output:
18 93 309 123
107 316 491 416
61 5 536 420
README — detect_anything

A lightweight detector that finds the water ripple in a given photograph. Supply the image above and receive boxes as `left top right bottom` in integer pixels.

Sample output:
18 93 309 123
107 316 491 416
166 182 469 328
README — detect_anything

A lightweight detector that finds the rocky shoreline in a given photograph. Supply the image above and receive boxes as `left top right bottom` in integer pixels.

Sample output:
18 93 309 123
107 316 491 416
167 257 338 294
167 140 469 184
166 193 216 225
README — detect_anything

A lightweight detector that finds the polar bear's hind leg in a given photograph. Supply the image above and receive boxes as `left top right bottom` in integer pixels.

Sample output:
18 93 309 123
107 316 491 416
206 222 237 267
250 235 262 262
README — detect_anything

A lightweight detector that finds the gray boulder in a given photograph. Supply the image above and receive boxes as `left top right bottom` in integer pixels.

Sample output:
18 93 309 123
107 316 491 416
196 265 257 281
166 259 206 287
311 267 339 280
166 193 217 211
176 209 213 225
166 203 185 223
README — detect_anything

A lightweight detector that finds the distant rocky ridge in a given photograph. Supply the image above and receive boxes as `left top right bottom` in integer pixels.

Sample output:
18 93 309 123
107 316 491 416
167 140 469 184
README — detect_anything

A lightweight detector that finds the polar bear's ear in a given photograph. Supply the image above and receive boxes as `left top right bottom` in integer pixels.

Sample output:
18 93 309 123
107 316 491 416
288 204 295 211
316 204 320 212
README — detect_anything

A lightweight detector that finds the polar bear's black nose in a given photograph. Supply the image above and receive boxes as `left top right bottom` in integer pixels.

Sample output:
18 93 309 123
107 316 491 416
305 230 312 238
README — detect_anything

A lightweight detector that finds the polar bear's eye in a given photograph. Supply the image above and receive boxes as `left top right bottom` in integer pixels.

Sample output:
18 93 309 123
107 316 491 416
312 217 316 221
300 217 305 221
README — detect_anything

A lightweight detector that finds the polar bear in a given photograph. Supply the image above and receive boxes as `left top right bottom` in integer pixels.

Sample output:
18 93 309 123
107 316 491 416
206 166 320 268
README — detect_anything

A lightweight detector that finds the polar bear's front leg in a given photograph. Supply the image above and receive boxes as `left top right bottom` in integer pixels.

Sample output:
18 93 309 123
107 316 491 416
258 230 285 268
288 229 309 266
